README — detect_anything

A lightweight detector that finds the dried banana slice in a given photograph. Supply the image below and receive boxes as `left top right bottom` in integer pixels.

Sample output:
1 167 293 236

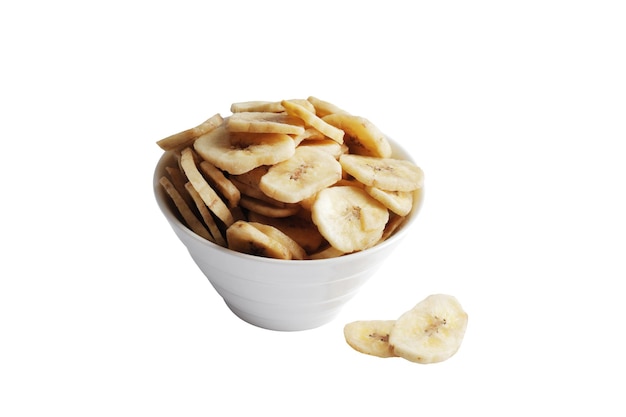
225 220 292 259
259 146 343 204
311 186 389 253
228 131 283 147
389 294 468 364
287 98 317 113
379 213 407 243
307 245 346 260
322 113 391 157
199 160 241 208
159 176 213 242
230 166 270 200
344 320 397 358
281 100 345 144
247 212 324 254
230 99 316 114
291 127 326 146
180 147 234 227
299 139 348 159
184 182 227 246
249 222 307 260
156 113 223 151
365 186 414 216
194 125 295 175
340 154 424 192
164 165 194 210
239 195 301 218
226 111 305 135
306 96 349 117
230 101 285 113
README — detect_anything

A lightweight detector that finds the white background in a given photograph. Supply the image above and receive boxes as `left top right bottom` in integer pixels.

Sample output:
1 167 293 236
1 1 625 415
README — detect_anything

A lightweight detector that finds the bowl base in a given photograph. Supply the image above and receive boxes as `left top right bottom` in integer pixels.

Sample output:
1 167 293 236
224 301 340 332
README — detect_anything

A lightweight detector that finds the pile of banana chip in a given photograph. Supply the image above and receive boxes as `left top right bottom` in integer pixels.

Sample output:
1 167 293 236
344 294 468 364
156 97 424 260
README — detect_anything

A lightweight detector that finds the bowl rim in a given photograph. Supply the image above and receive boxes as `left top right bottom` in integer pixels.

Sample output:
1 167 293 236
153 136 423 265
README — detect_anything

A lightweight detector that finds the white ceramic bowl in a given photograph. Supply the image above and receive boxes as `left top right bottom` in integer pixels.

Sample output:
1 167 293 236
153 139 423 331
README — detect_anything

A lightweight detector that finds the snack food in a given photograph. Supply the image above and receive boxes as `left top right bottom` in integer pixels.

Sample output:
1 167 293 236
343 320 396 358
322 113 392 157
343 294 468 364
156 113 223 152
156 96 424 260
259 146 343 204
312 186 389 253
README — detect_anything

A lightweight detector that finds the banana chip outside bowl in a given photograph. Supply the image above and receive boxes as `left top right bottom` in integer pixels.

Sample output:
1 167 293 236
154 138 423 331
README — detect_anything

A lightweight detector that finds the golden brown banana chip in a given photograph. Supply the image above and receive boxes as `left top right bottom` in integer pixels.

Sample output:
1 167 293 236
249 222 307 260
259 146 343 204
299 138 348 159
184 182 226 246
364 186 414 216
287 99 316 113
339 154 424 192
180 147 234 227
230 99 315 114
239 195 301 218
194 125 295 175
306 96 349 117
379 213 407 243
322 113 391 158
230 166 301 208
226 112 305 135
230 101 285 113
226 220 292 260
229 166 269 198
159 176 213 242
156 113 223 151
308 245 346 260
311 186 389 253
281 100 345 144
247 212 324 254
164 165 194 209
344 320 397 358
199 160 241 208
291 127 326 145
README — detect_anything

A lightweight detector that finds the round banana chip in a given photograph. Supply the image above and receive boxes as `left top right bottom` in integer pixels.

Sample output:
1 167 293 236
230 101 285 113
311 186 389 253
180 147 234 227
239 195 301 218
225 220 293 260
307 245 346 260
365 186 414 216
156 113 223 151
344 320 397 358
249 222 307 260
291 127 325 145
226 111 305 135
159 176 212 242
340 154 424 192
259 146 342 204
281 99 345 144
247 211 324 254
322 113 392 158
380 213 407 243
306 96 350 118
194 125 295 175
389 294 468 364
299 138 348 159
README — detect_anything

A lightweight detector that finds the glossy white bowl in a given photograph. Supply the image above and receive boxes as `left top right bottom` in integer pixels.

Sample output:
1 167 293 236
153 138 423 331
